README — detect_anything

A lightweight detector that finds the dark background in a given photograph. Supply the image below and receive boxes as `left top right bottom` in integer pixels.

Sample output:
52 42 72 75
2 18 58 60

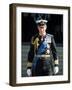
21 13 63 44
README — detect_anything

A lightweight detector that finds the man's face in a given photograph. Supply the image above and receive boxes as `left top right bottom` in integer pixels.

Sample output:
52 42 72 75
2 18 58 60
37 24 47 36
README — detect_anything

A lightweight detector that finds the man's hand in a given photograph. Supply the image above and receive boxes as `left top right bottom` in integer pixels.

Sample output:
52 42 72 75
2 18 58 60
54 66 59 74
27 69 32 76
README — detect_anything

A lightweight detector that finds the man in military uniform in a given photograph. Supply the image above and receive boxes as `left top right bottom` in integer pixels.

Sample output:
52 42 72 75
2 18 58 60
26 16 59 76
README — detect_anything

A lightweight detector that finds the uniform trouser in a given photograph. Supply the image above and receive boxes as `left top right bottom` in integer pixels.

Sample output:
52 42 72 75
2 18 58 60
32 57 53 76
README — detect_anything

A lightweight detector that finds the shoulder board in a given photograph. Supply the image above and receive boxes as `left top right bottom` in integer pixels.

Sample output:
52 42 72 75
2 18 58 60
46 33 53 37
45 34 54 43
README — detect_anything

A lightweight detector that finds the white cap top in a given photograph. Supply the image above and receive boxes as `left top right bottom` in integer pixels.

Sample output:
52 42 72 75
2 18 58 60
36 19 48 24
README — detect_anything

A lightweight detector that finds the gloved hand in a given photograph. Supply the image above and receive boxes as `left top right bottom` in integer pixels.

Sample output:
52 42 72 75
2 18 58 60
54 66 59 74
27 69 32 76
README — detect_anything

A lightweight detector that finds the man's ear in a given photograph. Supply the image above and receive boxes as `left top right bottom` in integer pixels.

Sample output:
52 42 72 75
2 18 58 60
45 25 47 29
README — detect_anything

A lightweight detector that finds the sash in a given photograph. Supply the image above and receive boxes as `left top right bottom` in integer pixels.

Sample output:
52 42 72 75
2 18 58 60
37 39 49 55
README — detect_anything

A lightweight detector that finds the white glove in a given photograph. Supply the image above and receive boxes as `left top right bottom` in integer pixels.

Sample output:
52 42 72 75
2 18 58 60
54 66 59 74
27 69 32 76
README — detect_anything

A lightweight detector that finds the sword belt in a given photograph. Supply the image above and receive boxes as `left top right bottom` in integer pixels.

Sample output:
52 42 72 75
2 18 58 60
35 54 50 59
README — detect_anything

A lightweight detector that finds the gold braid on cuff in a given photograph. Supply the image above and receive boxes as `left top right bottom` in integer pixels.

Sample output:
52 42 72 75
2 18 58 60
27 62 32 68
54 59 59 65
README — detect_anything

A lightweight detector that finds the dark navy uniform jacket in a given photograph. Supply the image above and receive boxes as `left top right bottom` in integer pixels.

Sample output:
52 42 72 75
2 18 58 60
27 33 59 76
